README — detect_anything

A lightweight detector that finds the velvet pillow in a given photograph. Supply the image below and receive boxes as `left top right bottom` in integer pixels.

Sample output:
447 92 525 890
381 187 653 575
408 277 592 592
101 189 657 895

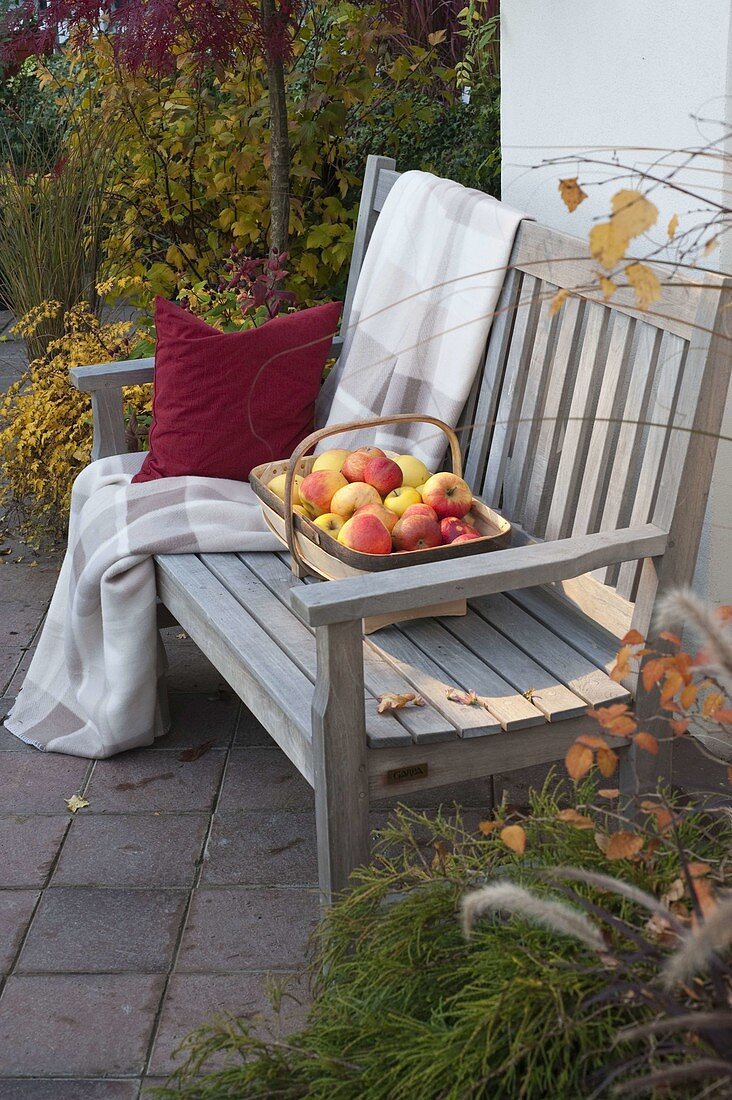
132 296 342 483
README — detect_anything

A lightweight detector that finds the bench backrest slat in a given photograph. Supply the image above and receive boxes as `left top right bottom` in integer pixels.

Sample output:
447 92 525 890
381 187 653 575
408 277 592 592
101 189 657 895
345 156 731 635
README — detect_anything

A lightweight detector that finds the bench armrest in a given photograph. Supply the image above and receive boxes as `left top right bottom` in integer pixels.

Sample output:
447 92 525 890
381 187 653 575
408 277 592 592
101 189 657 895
289 524 668 627
69 358 155 392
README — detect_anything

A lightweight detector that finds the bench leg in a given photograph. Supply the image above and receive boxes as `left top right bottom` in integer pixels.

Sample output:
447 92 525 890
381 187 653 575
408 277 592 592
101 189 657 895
312 620 370 906
155 631 171 734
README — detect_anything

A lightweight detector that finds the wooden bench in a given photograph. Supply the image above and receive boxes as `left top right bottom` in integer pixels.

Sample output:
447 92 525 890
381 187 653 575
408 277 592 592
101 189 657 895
71 155 732 902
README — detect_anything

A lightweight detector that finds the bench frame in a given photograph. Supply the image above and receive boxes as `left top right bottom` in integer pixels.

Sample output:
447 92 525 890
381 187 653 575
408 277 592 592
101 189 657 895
71 156 732 902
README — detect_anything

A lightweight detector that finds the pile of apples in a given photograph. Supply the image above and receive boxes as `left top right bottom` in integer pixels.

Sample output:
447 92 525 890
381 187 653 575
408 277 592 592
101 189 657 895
267 445 483 555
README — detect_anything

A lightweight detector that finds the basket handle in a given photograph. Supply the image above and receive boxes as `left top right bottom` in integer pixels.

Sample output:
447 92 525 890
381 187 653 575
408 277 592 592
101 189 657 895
284 414 462 575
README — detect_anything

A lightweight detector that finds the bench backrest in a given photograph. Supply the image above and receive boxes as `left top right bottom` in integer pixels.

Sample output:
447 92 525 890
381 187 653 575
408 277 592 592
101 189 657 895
345 156 732 637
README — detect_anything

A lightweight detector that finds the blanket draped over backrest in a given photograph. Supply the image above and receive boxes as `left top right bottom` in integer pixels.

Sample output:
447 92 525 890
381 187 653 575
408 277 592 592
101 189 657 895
4 171 525 757
316 171 525 468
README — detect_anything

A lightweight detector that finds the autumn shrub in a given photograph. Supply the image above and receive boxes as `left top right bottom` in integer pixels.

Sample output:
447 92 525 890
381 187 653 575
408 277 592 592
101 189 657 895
0 301 151 543
150 782 731 1100
33 2 461 309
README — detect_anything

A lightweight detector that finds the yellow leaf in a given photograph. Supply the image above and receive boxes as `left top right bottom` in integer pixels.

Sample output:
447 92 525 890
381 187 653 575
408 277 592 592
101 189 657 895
550 288 569 315
621 629 645 646
605 831 644 860
704 236 718 255
565 741 593 780
589 222 628 270
557 808 594 829
377 692 425 714
610 189 658 240
599 276 617 301
500 824 526 855
598 788 620 799
667 213 679 239
65 794 89 814
427 29 447 45
626 263 662 310
701 691 724 718
478 820 504 835
558 178 587 213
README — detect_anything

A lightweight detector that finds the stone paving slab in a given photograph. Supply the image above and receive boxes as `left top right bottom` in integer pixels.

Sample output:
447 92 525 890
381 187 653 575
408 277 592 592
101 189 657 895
0 973 165 1076
53 813 209 888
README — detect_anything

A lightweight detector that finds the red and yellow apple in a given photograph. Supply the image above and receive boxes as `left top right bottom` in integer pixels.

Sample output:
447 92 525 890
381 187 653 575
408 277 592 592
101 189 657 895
363 456 403 497
267 472 304 505
342 446 386 483
392 514 442 552
395 454 432 488
354 502 399 533
452 531 482 545
313 512 345 537
402 502 438 522
330 481 381 518
383 486 422 517
421 472 473 519
337 512 392 554
440 517 480 543
299 469 347 517
312 448 351 474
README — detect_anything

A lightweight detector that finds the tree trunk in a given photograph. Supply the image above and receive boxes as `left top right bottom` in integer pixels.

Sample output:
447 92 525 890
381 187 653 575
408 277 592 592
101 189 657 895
260 0 291 255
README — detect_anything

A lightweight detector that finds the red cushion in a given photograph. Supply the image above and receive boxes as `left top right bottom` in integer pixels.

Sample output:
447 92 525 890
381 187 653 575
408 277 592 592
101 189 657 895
132 296 342 483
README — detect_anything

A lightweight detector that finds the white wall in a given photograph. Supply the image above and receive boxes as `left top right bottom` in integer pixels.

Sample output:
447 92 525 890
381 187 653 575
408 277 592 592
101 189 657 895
500 0 732 604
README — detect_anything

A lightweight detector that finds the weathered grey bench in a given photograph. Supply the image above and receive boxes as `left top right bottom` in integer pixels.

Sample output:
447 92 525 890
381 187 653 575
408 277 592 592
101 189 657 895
71 155 732 902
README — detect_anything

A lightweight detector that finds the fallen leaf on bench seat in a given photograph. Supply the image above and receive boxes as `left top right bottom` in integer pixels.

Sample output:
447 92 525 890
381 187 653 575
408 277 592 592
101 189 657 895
446 688 479 706
65 794 89 814
377 693 425 714
178 739 214 761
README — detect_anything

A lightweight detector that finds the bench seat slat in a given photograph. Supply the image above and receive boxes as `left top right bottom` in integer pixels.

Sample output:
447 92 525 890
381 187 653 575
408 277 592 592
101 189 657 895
200 552 413 748
442 608 588 722
246 554 457 743
470 592 629 707
365 627 502 738
396 617 546 730
154 553 315 780
508 586 622 672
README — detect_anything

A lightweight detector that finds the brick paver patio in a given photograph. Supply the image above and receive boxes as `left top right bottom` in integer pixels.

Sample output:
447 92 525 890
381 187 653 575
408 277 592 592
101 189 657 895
0 326 726 1097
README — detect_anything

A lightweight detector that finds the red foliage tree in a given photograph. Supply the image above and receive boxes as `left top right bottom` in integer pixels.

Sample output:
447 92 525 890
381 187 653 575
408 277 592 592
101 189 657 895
0 0 300 252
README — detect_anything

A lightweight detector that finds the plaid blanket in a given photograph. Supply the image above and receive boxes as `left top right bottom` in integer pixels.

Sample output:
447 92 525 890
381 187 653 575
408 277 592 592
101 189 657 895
316 170 525 468
5 170 525 758
5 454 279 757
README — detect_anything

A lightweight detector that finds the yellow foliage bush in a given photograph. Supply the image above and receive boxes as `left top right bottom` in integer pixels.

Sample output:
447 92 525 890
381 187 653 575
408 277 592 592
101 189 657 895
0 302 151 543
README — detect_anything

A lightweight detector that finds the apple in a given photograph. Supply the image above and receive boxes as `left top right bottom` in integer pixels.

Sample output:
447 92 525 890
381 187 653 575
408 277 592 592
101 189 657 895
267 472 304 505
363 456 403 497
440 517 480 543
395 454 432 488
299 469 347 517
421 472 473 519
383 486 422 517
392 514 442 552
416 482 429 498
342 446 386 483
330 481 381 518
313 512 345 537
403 502 438 522
354 502 399 533
292 504 311 519
338 512 392 554
312 448 351 474
452 531 482 545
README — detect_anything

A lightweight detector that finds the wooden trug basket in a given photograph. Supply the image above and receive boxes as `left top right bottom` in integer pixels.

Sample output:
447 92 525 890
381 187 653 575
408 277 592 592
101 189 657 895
250 413 511 633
